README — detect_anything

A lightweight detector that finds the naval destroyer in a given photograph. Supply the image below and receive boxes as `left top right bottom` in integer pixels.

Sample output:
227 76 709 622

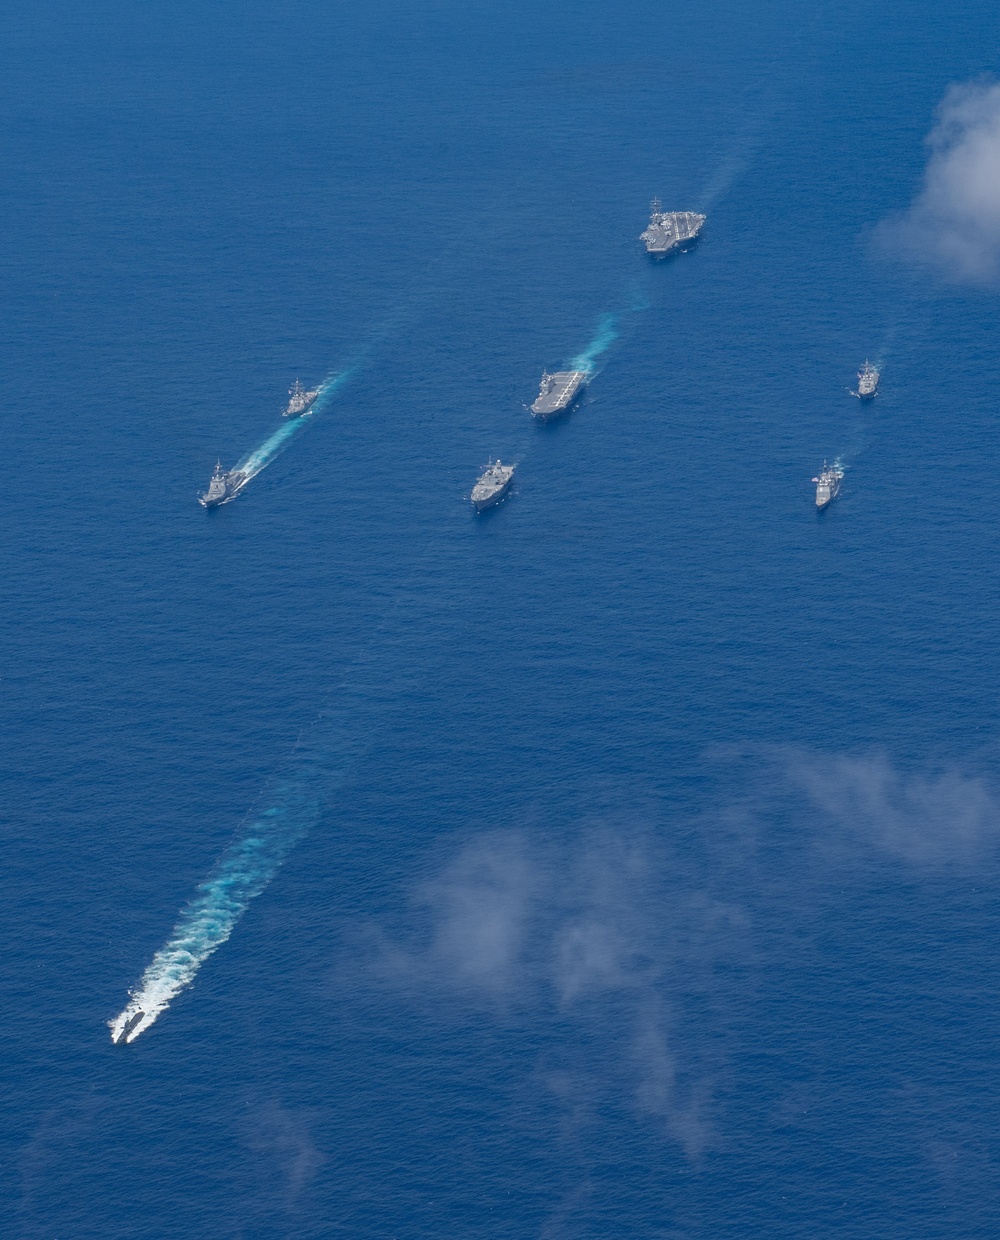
471 460 515 510
284 378 320 417
641 200 706 256
812 461 844 509
854 361 879 399
199 461 250 508
531 370 588 419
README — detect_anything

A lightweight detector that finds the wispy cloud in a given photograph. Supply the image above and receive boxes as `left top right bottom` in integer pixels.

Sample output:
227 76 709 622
788 750 1000 867
369 828 745 1157
883 78 1000 284
243 1101 325 1210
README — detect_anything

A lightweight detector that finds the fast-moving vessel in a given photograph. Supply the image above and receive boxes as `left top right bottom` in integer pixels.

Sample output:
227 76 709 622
812 461 844 509
284 378 320 417
531 370 588 419
471 460 515 511
199 461 250 508
855 361 879 399
113 1011 145 1045
640 200 706 256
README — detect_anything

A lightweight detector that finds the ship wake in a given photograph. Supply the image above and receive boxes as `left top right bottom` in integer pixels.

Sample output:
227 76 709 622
570 313 619 375
110 773 323 1044
237 370 353 483
109 583 407 1044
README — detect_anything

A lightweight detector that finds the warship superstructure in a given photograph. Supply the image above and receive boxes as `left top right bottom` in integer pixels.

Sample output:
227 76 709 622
284 378 320 417
855 361 879 399
812 461 844 509
640 200 706 255
471 460 515 511
199 461 250 508
531 370 588 419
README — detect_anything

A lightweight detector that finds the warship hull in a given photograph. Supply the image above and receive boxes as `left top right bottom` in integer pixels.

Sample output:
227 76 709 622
855 362 880 399
113 1011 145 1045
641 209 706 256
199 471 249 508
473 477 513 510
471 462 515 511
813 465 843 509
531 370 587 419
282 393 319 418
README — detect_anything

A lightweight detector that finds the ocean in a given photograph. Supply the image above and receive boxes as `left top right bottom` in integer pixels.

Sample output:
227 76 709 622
4 0 1000 1234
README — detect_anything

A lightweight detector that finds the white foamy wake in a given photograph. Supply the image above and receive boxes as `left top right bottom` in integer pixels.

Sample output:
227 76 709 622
110 775 321 1044
569 313 619 375
237 370 354 482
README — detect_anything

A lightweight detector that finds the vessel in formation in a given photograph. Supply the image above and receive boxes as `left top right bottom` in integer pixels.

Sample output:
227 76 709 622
284 378 320 417
471 460 516 510
641 200 706 256
855 360 879 399
199 461 250 508
531 370 588 419
812 461 844 509
113 1010 145 1045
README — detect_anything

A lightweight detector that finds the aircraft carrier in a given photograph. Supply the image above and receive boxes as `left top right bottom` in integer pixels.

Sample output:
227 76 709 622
641 200 706 255
471 460 515 511
812 461 844 509
531 370 588 419
199 461 250 508
855 361 879 399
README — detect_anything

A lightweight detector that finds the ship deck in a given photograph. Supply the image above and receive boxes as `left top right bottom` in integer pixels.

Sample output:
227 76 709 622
532 371 587 413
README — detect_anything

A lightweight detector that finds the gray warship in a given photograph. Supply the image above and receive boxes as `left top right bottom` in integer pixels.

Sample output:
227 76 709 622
113 1011 145 1045
199 461 250 508
640 200 706 255
471 460 515 511
531 370 588 419
812 461 844 509
855 361 879 399
284 378 320 417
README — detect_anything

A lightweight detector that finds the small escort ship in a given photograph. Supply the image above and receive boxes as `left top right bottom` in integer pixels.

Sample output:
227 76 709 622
471 460 515 511
640 199 706 256
199 461 250 508
855 361 879 399
531 370 588 419
812 461 844 509
284 378 320 417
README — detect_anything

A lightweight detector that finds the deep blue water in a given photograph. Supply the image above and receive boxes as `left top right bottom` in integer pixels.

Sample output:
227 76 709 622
5 0 1000 1234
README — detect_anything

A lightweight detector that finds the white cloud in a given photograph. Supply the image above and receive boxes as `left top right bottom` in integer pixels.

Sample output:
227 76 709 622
887 78 1000 284
370 828 745 1156
790 751 1000 866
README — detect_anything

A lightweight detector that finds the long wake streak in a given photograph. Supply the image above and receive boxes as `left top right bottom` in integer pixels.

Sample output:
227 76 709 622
110 776 322 1044
237 370 354 483
109 699 371 1045
570 313 619 375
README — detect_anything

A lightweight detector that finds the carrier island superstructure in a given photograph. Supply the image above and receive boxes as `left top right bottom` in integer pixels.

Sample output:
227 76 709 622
641 200 706 256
